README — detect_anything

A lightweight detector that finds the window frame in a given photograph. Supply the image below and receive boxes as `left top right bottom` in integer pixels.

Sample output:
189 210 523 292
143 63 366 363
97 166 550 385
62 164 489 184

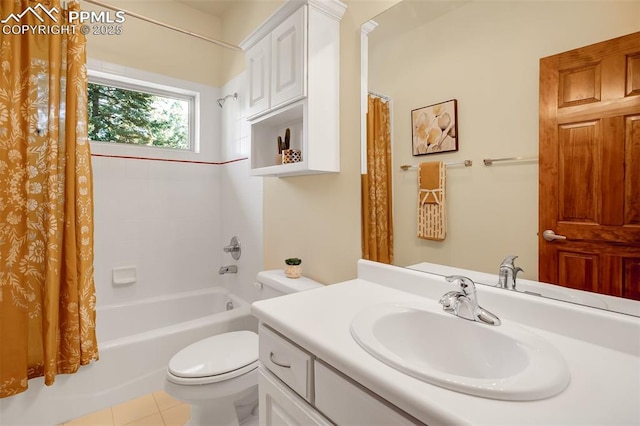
87 69 200 154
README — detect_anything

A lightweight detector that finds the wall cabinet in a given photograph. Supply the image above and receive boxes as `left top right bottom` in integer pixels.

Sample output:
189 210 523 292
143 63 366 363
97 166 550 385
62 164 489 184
247 7 305 118
246 35 271 118
241 0 346 177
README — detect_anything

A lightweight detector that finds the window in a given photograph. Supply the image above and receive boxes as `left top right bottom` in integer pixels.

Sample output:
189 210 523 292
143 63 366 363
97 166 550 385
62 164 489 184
87 75 197 151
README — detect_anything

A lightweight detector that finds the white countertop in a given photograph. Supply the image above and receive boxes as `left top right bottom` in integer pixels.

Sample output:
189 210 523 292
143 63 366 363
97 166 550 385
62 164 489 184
252 263 640 425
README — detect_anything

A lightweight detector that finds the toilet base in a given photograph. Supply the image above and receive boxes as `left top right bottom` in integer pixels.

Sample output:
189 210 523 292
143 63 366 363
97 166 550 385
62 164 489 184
187 399 238 426
182 384 258 426
165 370 258 426
239 413 259 426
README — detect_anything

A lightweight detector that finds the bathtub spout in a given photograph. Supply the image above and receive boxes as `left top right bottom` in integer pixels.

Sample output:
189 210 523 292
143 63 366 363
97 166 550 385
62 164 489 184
219 265 238 274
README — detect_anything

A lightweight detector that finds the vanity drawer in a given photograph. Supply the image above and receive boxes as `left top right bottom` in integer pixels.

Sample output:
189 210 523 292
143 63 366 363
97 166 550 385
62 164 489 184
315 361 423 425
259 324 313 402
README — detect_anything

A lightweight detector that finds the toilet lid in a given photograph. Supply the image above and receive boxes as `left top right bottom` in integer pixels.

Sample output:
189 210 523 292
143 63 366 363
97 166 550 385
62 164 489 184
168 331 258 379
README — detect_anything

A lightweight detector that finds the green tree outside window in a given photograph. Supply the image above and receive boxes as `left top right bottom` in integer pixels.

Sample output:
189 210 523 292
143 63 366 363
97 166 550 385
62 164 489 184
88 82 190 150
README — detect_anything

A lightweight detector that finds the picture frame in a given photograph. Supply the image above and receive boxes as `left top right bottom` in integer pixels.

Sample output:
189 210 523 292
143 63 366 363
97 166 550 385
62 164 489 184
411 99 458 156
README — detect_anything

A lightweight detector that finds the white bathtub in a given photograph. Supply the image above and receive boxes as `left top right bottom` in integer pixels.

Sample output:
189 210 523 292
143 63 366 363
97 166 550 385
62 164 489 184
0 287 257 426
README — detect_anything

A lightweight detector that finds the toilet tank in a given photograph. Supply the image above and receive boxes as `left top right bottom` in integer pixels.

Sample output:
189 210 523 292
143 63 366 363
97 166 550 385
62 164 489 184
256 270 323 299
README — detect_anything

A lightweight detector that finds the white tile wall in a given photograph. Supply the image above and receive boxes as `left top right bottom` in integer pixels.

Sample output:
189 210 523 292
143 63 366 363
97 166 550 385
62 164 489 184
218 72 265 303
219 160 263 303
91 70 263 309
92 156 222 307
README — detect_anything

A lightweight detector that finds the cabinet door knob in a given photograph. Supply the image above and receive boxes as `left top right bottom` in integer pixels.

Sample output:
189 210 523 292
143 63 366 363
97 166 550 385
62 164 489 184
270 352 291 369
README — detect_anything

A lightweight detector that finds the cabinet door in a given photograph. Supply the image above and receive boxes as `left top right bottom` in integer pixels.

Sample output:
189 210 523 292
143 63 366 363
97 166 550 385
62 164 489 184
259 367 331 426
270 6 306 110
247 35 271 118
315 361 423 425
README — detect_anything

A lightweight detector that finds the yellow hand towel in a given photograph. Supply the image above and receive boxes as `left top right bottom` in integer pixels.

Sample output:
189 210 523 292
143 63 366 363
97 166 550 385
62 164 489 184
418 161 446 241
419 162 443 205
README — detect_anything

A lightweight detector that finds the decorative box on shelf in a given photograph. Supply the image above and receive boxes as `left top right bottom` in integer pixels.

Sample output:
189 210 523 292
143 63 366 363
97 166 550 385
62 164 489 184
282 149 302 164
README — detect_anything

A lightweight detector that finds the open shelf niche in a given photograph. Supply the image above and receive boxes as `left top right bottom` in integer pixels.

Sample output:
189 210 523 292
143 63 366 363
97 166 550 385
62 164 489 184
250 100 308 177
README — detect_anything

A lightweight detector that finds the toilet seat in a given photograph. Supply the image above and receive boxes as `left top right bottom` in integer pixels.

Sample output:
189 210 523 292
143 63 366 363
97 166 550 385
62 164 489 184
167 331 258 385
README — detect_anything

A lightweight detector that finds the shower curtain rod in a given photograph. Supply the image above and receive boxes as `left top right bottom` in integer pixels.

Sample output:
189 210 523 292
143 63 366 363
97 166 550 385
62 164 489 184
80 0 242 52
369 91 390 101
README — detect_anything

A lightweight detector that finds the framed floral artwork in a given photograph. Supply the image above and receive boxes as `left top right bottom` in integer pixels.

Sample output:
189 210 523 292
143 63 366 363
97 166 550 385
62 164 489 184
411 99 458 156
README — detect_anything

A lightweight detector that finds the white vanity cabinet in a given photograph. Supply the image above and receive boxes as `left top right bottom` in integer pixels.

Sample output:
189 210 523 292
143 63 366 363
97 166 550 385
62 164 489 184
258 324 330 425
259 324 313 401
257 324 423 426
314 362 420 425
259 368 331 426
241 0 346 177
252 260 640 425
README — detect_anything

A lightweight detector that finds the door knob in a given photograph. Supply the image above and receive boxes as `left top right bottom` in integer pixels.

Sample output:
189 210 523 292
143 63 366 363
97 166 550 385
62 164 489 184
542 229 567 242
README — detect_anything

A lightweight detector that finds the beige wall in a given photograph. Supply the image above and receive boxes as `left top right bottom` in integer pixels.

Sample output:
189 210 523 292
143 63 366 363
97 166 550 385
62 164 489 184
219 1 284 83
261 1 399 284
85 0 224 86
369 1 640 279
85 0 284 86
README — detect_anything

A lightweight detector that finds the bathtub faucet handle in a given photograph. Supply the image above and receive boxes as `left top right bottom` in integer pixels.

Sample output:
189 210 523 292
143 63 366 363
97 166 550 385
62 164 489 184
223 236 241 260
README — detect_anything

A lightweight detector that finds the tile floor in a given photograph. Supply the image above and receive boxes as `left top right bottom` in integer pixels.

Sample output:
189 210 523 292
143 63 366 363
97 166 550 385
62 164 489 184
62 391 190 426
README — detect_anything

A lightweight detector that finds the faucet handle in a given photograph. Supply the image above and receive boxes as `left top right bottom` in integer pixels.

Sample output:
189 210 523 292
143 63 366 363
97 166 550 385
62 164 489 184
497 257 524 290
438 291 460 312
513 266 524 281
223 236 241 260
445 275 476 296
499 255 519 268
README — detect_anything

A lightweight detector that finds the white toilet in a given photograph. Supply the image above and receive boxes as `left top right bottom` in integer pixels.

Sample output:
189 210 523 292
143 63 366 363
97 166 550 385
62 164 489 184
164 270 322 426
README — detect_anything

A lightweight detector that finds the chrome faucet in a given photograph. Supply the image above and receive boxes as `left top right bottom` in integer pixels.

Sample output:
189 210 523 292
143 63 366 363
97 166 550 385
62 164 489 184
439 275 501 326
497 256 524 290
218 265 238 274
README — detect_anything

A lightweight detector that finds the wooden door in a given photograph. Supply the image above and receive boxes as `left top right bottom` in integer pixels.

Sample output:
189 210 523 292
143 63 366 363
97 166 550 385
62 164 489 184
539 32 640 300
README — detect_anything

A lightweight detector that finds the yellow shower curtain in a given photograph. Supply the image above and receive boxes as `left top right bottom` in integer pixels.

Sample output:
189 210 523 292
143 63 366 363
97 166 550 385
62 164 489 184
0 0 98 398
361 94 393 264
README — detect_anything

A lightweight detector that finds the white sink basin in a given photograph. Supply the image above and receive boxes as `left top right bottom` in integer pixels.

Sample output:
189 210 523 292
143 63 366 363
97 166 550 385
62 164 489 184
350 301 570 401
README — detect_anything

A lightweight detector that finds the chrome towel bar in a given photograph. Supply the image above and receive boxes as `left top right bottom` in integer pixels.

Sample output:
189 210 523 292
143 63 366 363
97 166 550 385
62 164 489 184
400 160 472 170
483 156 538 166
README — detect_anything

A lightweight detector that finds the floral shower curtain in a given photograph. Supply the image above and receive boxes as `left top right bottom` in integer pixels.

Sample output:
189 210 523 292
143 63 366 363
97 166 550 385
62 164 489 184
0 0 98 398
361 94 393 264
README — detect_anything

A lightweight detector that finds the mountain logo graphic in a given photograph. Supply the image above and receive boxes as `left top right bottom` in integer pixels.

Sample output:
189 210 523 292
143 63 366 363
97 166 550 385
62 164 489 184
1 4 59 24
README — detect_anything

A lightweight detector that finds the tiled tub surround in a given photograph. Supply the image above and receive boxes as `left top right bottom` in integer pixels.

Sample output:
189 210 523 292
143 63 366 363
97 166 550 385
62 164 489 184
252 260 640 425
2 288 257 426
